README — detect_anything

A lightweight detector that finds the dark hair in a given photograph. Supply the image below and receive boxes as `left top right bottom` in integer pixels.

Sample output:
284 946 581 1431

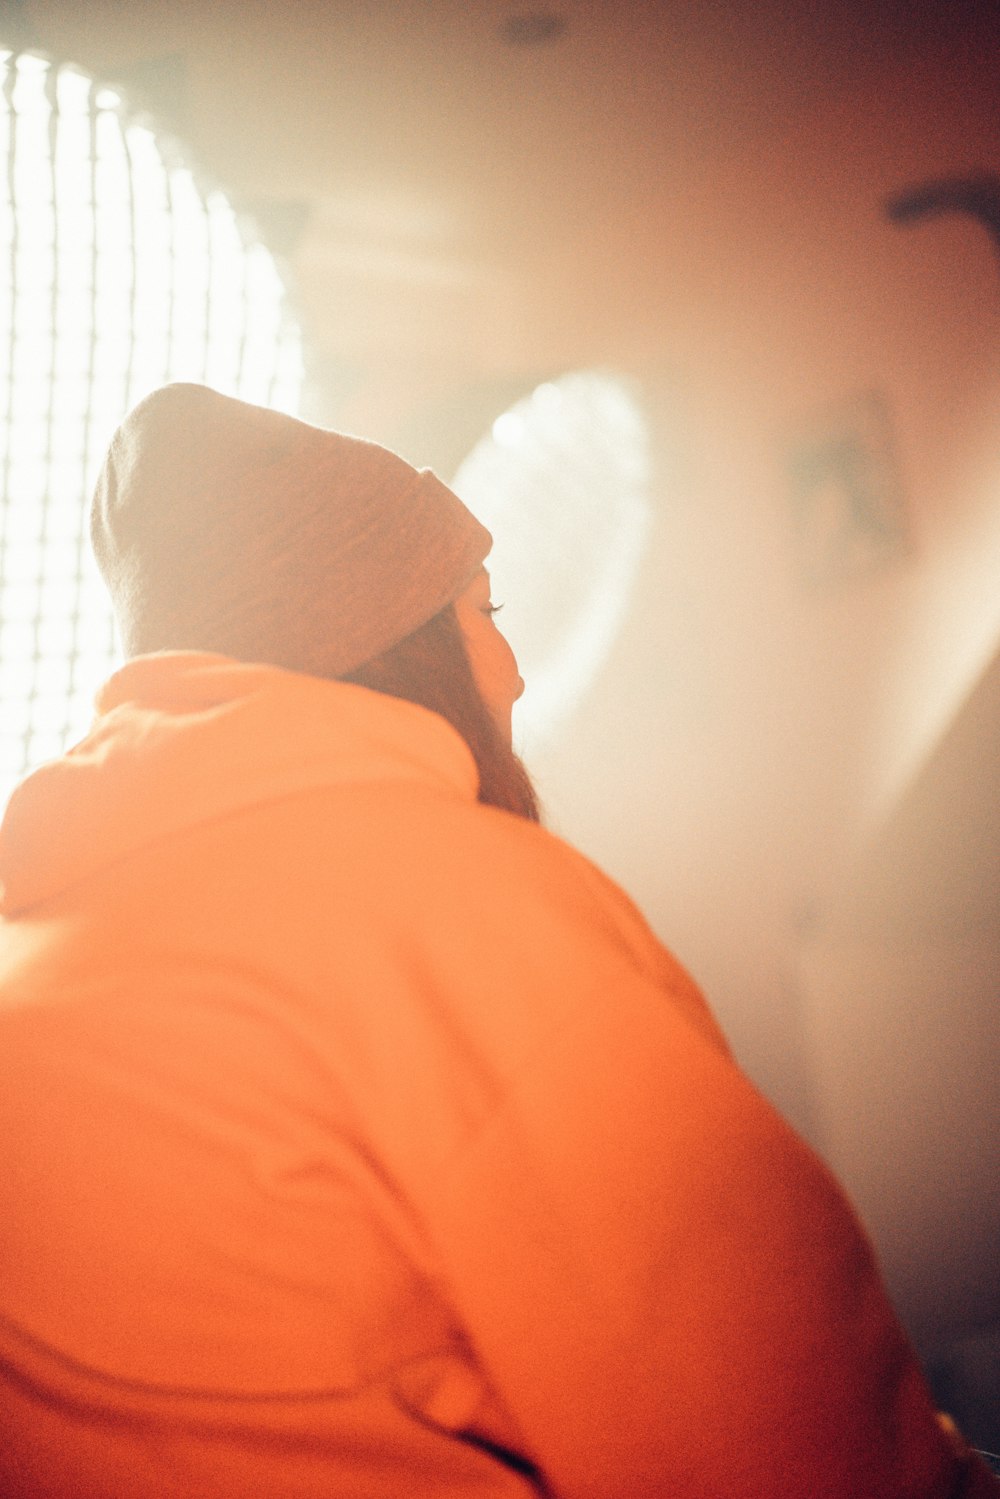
341 605 540 822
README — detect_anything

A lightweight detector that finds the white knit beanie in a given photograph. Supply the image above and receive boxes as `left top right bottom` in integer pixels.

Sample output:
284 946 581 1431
90 383 492 677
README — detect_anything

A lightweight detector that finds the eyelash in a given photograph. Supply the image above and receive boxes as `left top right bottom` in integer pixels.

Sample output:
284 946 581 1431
485 602 504 616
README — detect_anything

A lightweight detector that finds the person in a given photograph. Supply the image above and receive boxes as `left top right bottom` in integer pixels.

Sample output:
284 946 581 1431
0 382 993 1499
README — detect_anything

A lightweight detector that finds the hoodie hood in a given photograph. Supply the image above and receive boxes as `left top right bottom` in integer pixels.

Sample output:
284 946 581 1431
0 653 478 916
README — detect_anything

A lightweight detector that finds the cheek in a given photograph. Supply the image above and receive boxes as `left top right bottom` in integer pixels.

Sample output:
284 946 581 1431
470 623 521 715
491 628 522 700
455 602 524 729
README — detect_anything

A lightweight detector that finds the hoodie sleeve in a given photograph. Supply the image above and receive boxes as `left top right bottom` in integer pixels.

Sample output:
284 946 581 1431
416 918 990 1499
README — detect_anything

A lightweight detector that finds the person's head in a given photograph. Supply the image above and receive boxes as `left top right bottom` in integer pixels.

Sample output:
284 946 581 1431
91 383 539 820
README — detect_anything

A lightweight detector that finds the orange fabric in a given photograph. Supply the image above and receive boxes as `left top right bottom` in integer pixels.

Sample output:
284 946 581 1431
0 653 986 1496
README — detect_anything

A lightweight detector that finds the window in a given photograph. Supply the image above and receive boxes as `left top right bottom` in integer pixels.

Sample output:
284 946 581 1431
452 371 651 746
0 48 303 804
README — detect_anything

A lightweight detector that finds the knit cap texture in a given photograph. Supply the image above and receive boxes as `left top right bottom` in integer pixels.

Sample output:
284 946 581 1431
91 383 492 677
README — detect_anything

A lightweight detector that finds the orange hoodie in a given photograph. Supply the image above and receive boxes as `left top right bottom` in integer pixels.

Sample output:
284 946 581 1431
0 652 992 1497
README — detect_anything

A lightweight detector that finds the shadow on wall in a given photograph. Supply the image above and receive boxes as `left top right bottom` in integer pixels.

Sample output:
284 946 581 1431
926 1326 1000 1454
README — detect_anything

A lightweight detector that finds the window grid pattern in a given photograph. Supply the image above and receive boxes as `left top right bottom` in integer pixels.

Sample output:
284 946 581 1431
0 48 303 802
452 371 651 747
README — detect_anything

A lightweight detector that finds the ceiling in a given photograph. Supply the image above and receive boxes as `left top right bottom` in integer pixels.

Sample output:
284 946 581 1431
15 0 1000 391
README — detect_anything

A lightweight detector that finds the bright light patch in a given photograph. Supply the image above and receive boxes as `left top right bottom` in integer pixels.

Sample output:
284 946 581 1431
0 50 303 806
452 371 651 747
